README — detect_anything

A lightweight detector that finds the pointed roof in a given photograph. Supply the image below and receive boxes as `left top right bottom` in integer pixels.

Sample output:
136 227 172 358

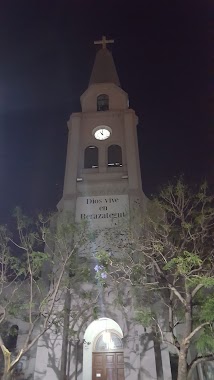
89 40 120 87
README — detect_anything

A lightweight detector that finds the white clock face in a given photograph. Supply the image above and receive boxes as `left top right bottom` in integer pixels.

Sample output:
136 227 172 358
93 127 111 140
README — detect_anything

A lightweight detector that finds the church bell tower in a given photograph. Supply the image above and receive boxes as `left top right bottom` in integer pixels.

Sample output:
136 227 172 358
34 37 173 380
58 36 143 226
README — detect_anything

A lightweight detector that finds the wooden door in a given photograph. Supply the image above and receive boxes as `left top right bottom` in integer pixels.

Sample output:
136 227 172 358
92 352 124 380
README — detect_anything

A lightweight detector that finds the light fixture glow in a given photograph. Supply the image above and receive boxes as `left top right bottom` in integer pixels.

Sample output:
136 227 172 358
103 331 111 345
102 331 115 350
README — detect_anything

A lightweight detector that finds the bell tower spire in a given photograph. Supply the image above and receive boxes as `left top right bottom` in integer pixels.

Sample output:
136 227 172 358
59 38 142 216
89 35 120 87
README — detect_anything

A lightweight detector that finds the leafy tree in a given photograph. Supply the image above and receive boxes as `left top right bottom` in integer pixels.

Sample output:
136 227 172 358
96 179 214 380
0 209 95 380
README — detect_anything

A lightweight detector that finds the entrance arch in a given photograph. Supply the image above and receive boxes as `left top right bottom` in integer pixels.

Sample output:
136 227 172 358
83 318 124 380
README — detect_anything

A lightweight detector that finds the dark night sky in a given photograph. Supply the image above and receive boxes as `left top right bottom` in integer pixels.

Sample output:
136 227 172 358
0 0 212 223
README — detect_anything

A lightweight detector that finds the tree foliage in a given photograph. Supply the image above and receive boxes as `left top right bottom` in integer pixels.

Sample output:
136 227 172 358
0 209 95 380
96 179 214 380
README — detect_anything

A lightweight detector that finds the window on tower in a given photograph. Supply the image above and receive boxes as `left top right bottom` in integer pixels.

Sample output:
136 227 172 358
97 94 109 111
108 145 122 167
84 146 98 169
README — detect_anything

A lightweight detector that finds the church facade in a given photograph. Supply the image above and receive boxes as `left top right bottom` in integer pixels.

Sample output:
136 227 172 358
33 37 174 380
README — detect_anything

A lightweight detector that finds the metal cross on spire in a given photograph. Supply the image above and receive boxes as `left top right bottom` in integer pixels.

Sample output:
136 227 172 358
94 35 114 49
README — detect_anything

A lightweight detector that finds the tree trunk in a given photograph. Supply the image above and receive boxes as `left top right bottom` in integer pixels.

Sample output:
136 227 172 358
177 343 188 380
0 341 12 380
177 291 192 380
60 289 71 380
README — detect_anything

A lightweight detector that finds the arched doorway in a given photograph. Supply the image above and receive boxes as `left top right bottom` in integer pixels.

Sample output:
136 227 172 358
92 331 124 380
83 318 124 380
